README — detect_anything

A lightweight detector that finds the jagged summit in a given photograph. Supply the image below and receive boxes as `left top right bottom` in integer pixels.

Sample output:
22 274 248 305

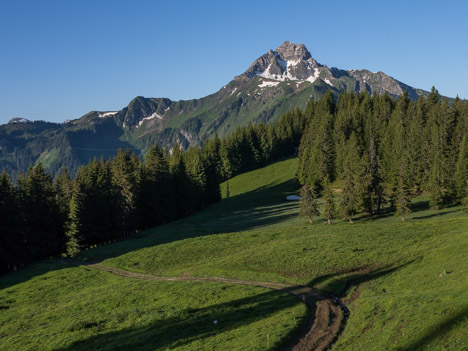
243 41 322 83
275 41 312 61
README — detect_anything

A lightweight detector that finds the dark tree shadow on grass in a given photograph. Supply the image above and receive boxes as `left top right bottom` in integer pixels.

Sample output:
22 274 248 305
411 207 464 220
0 260 73 290
398 305 468 351
54 287 313 351
308 261 415 296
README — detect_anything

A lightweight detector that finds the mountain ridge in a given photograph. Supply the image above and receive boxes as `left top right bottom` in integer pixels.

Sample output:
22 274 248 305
0 41 437 179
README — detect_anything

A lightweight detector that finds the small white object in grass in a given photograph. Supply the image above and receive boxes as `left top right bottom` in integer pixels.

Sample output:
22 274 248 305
214 320 218 325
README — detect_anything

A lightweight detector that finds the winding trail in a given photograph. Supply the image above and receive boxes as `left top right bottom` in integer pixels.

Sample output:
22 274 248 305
68 260 347 351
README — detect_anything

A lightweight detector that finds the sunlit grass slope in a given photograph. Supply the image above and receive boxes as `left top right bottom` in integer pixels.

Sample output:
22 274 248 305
0 262 305 351
77 157 467 350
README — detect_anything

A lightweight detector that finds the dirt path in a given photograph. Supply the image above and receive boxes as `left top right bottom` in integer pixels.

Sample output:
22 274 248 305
67 260 347 351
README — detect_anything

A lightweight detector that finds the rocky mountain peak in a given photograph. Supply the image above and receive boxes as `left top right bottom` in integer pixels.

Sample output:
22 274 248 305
242 41 322 83
275 41 312 61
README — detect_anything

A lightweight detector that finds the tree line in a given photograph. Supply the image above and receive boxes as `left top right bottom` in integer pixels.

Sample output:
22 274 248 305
298 88 468 223
0 109 308 275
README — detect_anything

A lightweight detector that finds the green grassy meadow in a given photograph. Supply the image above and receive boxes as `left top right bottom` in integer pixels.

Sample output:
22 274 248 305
1 157 467 350
0 262 306 351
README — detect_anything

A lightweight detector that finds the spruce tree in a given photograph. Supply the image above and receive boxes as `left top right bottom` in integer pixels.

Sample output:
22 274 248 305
322 176 336 225
428 122 444 209
67 159 121 254
138 145 170 228
111 149 141 235
463 180 468 210
185 148 208 210
202 136 222 204
360 137 385 215
300 184 320 223
339 134 360 223
17 163 66 261
0 171 22 273
394 165 412 222
169 142 190 218
54 168 73 229
455 136 468 201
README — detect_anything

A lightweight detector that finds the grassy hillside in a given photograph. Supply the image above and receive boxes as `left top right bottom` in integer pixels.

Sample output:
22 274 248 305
1 157 467 350
0 262 306 350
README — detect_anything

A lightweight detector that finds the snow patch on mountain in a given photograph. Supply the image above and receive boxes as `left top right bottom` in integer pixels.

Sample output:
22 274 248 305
288 59 301 67
253 56 323 83
98 112 118 118
138 112 163 127
9 117 31 124
259 81 280 88
306 69 320 83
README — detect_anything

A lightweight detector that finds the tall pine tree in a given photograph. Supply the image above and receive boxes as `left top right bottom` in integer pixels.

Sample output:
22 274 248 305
322 176 336 225
300 184 320 223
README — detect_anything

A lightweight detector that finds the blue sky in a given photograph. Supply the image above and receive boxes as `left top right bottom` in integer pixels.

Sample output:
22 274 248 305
1 0 467 124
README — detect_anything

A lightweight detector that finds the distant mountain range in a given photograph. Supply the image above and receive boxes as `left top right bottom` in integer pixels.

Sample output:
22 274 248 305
0 41 432 180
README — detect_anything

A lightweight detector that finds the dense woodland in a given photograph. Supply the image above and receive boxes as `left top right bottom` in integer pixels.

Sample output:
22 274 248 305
298 88 468 223
1 88 467 275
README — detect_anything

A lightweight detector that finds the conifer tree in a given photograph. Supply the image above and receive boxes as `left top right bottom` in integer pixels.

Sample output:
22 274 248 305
111 149 141 235
339 134 360 223
463 180 468 210
428 124 444 209
219 140 234 181
17 163 66 261
67 159 121 254
455 136 468 201
0 171 21 273
202 136 222 204
297 126 314 184
394 164 412 222
185 148 208 210
322 176 336 224
300 184 320 223
138 145 170 228
169 142 190 218
360 136 385 214
54 168 73 228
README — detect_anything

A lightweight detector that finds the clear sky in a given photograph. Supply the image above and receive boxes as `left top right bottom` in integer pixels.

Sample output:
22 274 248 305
1 0 467 124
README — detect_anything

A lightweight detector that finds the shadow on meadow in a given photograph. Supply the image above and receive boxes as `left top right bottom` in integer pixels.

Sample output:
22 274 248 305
398 304 468 351
0 260 73 290
307 261 415 296
54 286 311 351
411 206 464 220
